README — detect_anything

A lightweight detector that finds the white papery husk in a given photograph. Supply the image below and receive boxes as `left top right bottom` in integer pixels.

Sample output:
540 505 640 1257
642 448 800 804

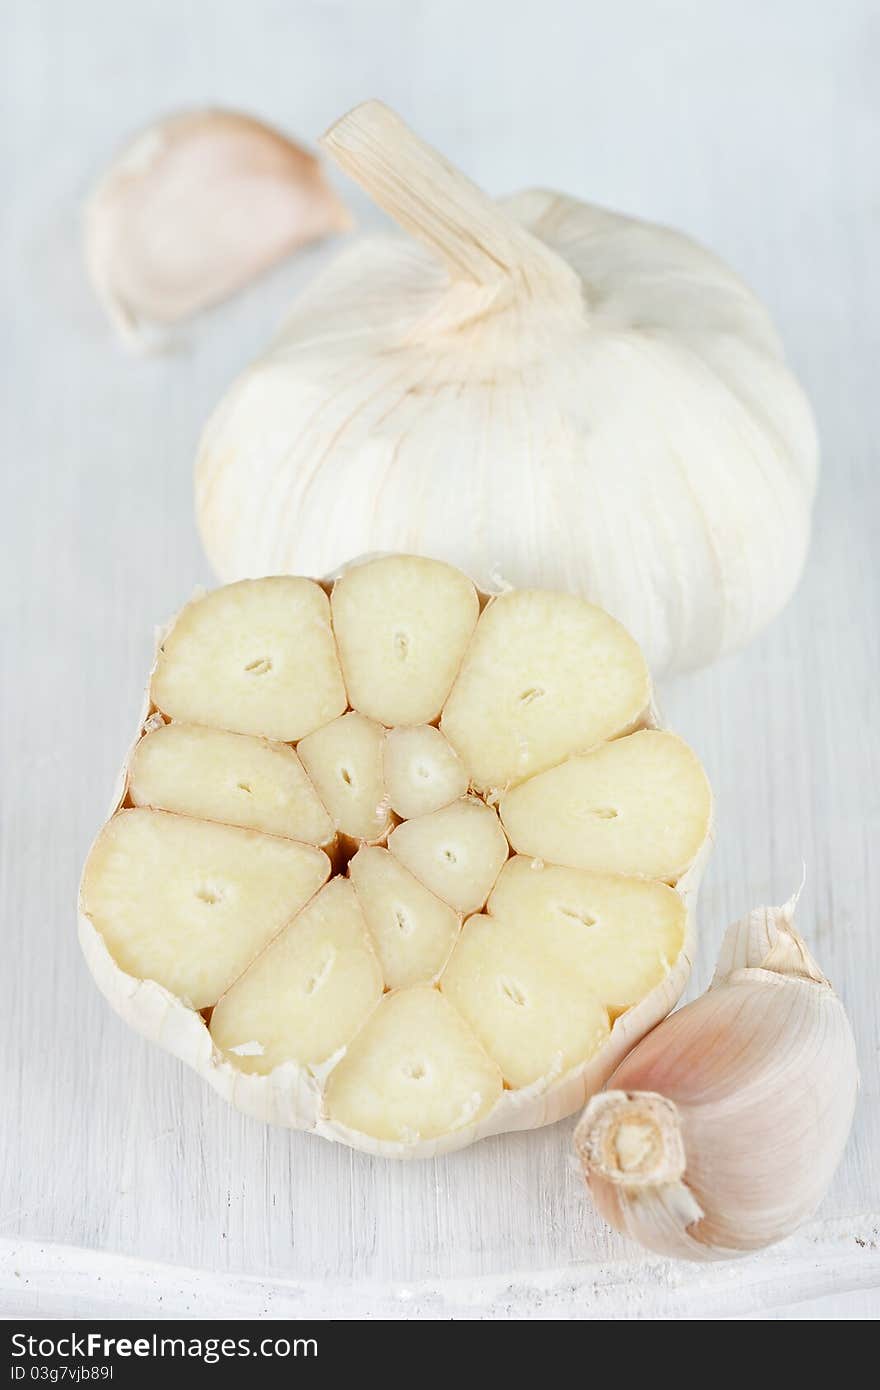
78 589 710 1159
196 100 818 676
574 896 859 1256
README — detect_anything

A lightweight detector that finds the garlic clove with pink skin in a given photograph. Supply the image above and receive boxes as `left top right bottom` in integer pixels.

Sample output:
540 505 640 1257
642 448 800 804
574 895 858 1261
84 109 352 347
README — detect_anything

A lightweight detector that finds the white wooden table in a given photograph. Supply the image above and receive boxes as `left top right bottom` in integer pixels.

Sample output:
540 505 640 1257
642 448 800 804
2 0 877 1319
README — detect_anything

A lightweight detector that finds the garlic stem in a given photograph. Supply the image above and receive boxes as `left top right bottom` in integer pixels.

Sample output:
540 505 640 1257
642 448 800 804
321 101 582 314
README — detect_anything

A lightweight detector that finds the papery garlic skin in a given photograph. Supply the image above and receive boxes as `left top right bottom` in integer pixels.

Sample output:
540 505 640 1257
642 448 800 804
85 109 350 344
574 899 858 1259
197 100 818 675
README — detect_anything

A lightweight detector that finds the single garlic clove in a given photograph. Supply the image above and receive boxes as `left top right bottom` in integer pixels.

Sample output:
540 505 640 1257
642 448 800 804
387 797 509 915
80 808 330 1010
441 913 610 1088
382 725 469 820
324 985 503 1144
499 729 712 881
574 897 858 1260
331 554 480 727
150 576 347 742
487 856 686 1015
298 711 392 844
210 878 383 1073
128 721 335 845
348 846 461 989
441 589 650 791
84 108 351 344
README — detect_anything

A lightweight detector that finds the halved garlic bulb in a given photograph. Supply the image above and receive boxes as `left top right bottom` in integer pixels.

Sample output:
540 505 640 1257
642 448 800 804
79 553 712 1157
84 109 350 343
574 897 858 1259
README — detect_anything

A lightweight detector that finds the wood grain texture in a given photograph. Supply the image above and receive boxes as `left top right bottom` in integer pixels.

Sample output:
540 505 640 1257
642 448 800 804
1 0 877 1319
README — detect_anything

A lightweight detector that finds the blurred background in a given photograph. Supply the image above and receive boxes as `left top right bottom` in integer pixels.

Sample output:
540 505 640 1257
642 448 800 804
1 1 877 1317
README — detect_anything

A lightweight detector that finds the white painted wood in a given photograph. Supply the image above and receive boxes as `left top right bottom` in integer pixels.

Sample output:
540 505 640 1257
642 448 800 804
3 1222 880 1320
1 0 877 1319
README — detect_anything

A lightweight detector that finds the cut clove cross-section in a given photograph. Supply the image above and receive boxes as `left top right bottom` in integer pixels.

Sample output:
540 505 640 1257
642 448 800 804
81 809 330 1009
79 553 712 1157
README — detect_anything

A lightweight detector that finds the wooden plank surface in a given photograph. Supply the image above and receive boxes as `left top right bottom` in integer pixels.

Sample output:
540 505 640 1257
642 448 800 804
1 0 877 1318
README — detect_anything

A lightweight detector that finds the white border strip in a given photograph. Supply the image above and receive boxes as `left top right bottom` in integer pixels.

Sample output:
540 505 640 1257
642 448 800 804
2 1222 879 1321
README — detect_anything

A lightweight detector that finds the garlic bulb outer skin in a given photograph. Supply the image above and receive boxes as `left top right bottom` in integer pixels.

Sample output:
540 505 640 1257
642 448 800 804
77 576 710 1161
196 99 818 675
85 109 351 346
574 898 858 1260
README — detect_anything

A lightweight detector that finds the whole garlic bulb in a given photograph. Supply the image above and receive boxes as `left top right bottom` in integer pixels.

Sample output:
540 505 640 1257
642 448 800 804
574 897 858 1259
196 100 818 675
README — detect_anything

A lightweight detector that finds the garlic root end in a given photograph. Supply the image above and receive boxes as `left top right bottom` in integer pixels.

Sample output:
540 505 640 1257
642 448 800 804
575 1089 721 1261
575 1089 688 1188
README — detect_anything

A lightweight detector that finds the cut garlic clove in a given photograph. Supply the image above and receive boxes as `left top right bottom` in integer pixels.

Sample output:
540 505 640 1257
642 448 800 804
574 899 859 1259
441 915 610 1088
85 108 351 344
349 846 460 988
441 589 650 791
128 721 334 845
210 878 382 1073
80 809 329 1009
324 985 503 1143
151 577 347 742
331 555 479 726
298 711 391 843
382 724 469 820
487 857 686 1015
500 730 712 881
388 797 509 914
